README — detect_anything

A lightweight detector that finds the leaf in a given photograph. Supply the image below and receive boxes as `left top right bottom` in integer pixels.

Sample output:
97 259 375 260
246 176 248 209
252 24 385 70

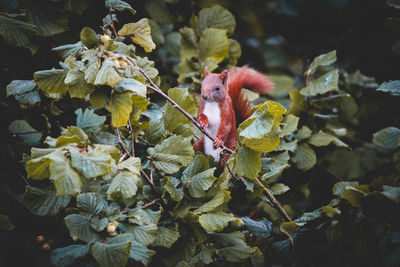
118 18 156 52
75 108 106 133
89 87 109 108
376 80 400 96
65 69 94 98
22 186 71 216
0 215 14 231
26 152 54 179
118 157 141 175
242 217 272 238
122 223 158 246
342 185 367 208
270 183 290 195
268 74 295 98
110 92 133 127
90 235 131 267
373 127 400 150
199 212 241 232
28 3 68 37
65 214 99 242
144 0 172 25
190 247 214 265
288 89 307 115
94 59 123 87
300 69 339 96
186 168 217 198
309 131 348 148
8 120 42 145
239 101 286 152
198 28 229 64
82 49 101 84
381 185 400 204
107 171 139 200
194 188 230 214
306 50 337 75
56 126 89 147
70 149 112 178
213 231 246 246
0 15 37 51
233 145 261 179
292 143 317 171
218 244 255 262
280 221 301 243
34 69 68 98
50 155 82 196
129 239 154 265
80 27 100 48
52 41 83 59
50 244 89 267
77 193 108 215
163 176 184 201
164 88 197 132
148 135 194 174
105 0 136 15
295 125 312 140
152 226 180 248
115 78 146 97
280 114 299 137
198 5 236 36
6 80 40 105
332 181 359 196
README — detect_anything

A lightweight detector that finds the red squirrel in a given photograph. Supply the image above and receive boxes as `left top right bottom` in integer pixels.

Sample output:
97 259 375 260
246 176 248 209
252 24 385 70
193 66 274 166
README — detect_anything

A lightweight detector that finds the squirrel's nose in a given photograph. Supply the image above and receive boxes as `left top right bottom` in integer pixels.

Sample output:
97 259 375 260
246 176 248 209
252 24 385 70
201 94 209 101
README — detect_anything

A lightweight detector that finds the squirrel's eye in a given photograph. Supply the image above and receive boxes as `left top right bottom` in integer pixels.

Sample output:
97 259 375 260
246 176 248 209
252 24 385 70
215 85 220 91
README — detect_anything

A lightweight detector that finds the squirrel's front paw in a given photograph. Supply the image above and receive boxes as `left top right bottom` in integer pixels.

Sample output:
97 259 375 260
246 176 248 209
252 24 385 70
213 137 223 149
199 121 208 130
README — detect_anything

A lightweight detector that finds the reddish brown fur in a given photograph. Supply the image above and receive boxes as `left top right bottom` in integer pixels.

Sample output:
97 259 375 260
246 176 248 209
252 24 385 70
194 66 274 166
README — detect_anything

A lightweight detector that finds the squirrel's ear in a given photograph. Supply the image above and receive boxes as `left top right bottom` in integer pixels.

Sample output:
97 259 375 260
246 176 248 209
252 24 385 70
204 67 209 76
220 70 228 85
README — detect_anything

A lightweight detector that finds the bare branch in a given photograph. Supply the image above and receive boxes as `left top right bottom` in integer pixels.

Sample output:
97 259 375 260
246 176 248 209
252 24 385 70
127 119 135 157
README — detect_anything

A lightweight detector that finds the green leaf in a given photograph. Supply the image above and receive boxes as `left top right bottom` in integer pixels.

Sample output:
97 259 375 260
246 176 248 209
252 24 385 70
34 69 68 98
198 5 236 36
49 152 81 196
190 247 214 265
107 171 139 200
233 145 261 179
194 188 230 214
270 183 290 195
22 186 71 216
75 108 105 133
381 185 400 204
198 28 229 64
309 131 348 148
342 185 367 208
306 50 337 75
65 69 94 98
239 101 286 152
376 80 400 96
332 181 359 196
152 226 180 248
0 15 37 52
6 80 40 105
56 126 89 147
295 125 312 140
280 221 301 243
214 231 246 246
0 214 14 231
321 206 341 217
280 114 299 137
8 120 42 145
50 244 89 267
163 176 184 201
242 217 272 238
81 49 101 84
164 88 197 132
65 214 99 242
292 143 316 171
144 0 172 25
373 127 400 150
94 59 123 87
26 151 55 179
186 168 217 198
300 69 339 96
110 92 133 127
90 235 131 267
122 223 158 246
118 18 156 52
148 135 194 174
268 74 295 98
288 89 307 115
89 87 109 108
28 4 68 37
129 239 154 265
115 78 146 97
52 41 83 59
218 244 255 262
105 0 136 15
80 27 100 48
227 38 241 66
77 193 108 215
199 212 241 232
118 157 141 175
70 149 112 178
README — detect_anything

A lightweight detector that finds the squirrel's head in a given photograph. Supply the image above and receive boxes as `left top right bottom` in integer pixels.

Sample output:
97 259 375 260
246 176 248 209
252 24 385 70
201 67 228 102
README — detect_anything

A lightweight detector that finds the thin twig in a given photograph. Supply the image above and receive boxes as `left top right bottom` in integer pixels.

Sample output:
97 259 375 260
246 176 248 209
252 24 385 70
127 119 135 157
16 171 30 186
323 167 343 182
177 181 191 189
118 152 128 164
150 161 154 184
114 128 132 157
136 67 234 155
140 198 160 209
109 9 118 38
255 178 292 222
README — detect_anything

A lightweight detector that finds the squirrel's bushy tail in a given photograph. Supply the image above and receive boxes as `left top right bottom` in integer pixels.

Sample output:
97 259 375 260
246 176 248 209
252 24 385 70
228 65 274 122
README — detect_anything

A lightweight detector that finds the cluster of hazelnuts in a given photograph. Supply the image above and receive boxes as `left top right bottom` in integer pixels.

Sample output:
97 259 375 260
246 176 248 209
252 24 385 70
36 235 51 251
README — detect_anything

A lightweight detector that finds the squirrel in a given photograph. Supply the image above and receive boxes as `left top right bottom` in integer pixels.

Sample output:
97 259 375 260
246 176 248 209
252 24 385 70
193 65 274 166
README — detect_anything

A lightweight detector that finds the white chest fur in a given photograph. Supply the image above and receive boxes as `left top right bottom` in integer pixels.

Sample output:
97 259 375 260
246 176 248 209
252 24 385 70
203 102 222 162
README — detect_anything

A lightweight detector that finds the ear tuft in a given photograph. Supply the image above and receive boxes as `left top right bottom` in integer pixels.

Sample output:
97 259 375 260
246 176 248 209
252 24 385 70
220 70 228 85
204 67 209 76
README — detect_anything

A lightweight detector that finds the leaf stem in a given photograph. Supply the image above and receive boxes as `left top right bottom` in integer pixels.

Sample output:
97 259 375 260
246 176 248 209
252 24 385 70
127 119 135 157
109 9 118 38
140 198 160 209
16 171 30 186
254 178 292 222
114 127 132 157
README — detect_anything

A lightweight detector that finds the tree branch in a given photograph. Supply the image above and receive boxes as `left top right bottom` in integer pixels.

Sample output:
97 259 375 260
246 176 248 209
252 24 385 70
109 9 118 38
127 119 135 157
114 127 132 157
140 198 160 209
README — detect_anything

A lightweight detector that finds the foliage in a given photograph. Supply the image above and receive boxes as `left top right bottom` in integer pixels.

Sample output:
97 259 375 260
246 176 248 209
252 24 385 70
2 0 400 267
